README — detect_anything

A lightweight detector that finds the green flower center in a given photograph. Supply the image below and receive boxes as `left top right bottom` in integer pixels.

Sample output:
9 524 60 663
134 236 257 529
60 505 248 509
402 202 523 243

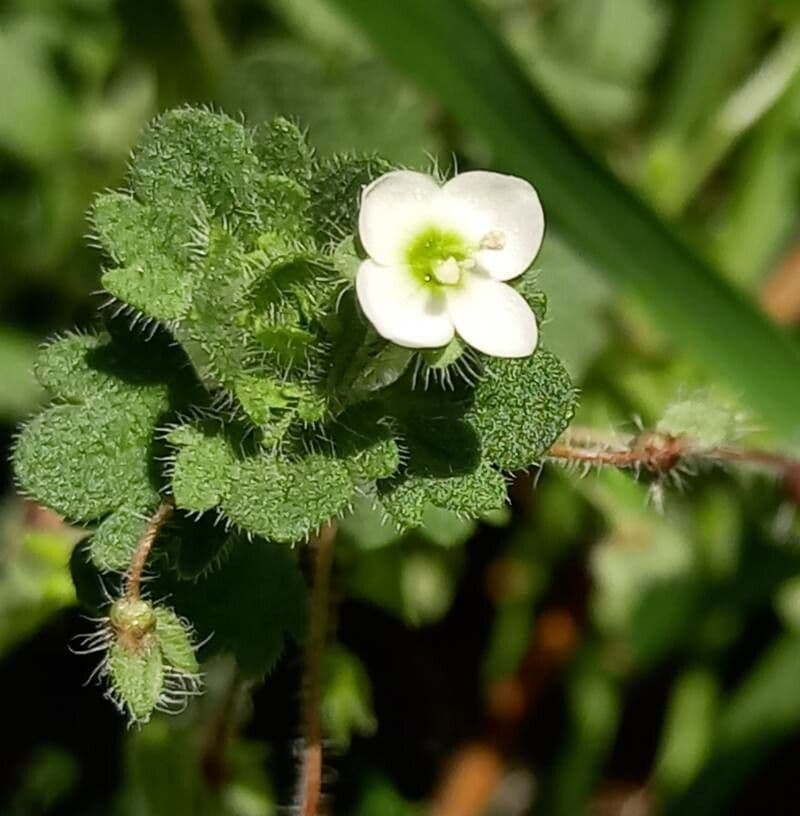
404 226 470 288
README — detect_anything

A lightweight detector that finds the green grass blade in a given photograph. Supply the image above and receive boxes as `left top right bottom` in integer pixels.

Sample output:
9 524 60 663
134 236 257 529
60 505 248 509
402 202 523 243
328 0 800 437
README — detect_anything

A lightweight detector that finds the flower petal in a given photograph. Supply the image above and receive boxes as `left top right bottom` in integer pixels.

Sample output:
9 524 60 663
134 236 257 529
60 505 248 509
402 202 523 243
359 170 441 265
447 274 538 358
442 171 544 281
356 260 454 349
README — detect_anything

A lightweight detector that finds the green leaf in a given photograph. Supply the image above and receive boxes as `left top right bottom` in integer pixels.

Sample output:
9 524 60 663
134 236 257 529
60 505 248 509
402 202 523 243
328 0 800 438
468 349 576 471
233 374 325 427
169 426 354 542
177 226 254 387
159 537 306 676
14 332 183 522
167 426 233 514
94 110 318 343
379 464 507 529
93 192 198 323
378 405 507 527
129 108 300 239
252 117 314 183
33 331 132 402
154 607 199 675
330 402 401 483
349 343 415 395
310 153 392 245
108 638 164 724
510 272 548 324
224 452 353 542
657 392 747 449
90 507 150 572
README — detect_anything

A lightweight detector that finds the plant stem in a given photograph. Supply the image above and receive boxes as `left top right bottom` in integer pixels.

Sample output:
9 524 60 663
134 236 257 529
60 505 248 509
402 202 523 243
548 427 800 492
298 521 337 816
126 502 173 601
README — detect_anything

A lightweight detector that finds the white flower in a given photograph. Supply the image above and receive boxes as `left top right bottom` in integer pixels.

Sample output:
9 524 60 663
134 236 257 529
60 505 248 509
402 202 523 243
355 169 544 358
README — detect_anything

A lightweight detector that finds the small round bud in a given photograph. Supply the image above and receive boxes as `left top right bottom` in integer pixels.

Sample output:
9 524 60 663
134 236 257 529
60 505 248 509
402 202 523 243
110 597 157 643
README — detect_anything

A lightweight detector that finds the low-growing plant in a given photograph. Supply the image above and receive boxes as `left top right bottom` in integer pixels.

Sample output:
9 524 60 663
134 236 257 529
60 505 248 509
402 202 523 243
11 106 578 804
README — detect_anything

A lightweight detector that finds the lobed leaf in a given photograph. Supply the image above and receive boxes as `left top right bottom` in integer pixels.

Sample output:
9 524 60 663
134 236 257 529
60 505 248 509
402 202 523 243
169 426 355 542
14 332 186 523
93 192 198 322
167 426 233 515
159 537 307 676
378 401 507 527
309 153 392 245
330 402 401 483
468 348 577 471
90 507 150 572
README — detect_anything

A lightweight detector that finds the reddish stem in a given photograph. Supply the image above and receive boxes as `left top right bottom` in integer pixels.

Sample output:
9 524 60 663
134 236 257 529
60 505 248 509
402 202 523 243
298 521 337 816
126 502 173 600
548 427 800 485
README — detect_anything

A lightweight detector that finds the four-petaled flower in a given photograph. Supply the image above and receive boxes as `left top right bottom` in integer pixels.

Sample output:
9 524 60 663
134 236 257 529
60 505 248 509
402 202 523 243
355 170 544 358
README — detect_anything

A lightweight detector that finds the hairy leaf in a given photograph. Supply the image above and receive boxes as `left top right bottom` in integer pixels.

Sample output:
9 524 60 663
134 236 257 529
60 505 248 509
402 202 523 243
160 537 306 676
169 426 354 542
108 638 163 724
14 332 187 522
154 607 199 675
468 349 576 471
93 192 198 322
378 403 507 527
90 507 150 572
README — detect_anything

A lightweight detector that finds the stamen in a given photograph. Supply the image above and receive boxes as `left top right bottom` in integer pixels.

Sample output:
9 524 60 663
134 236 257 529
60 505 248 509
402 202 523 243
433 257 461 285
481 230 506 250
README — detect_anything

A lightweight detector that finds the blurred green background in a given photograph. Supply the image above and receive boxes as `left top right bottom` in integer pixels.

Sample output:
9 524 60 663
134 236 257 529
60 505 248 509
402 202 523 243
3 0 800 813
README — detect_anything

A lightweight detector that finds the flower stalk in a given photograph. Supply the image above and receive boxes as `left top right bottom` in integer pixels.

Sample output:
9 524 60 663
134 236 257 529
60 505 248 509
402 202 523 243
126 501 174 601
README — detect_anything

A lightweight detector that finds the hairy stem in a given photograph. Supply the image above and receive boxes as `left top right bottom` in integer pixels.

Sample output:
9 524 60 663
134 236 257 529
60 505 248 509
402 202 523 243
126 502 174 600
299 521 337 816
548 426 800 490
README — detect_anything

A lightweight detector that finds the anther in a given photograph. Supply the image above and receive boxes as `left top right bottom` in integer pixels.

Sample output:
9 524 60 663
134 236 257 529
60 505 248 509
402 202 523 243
481 230 506 250
433 257 461 285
